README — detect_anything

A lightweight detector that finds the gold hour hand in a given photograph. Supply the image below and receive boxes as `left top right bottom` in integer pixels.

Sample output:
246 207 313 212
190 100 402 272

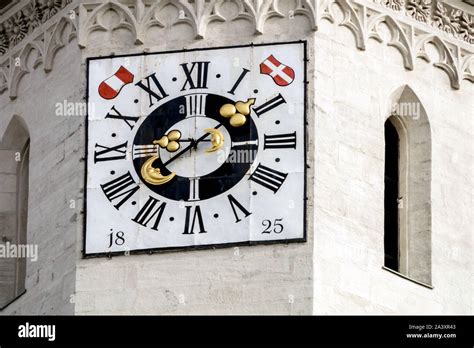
204 128 224 153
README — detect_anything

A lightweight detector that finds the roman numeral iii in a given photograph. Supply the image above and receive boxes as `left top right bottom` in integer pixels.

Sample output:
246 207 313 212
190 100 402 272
264 132 297 149
185 94 207 117
249 164 288 193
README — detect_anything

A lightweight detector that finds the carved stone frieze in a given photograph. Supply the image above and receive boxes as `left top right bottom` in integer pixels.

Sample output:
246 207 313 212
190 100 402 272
372 0 474 44
0 0 472 98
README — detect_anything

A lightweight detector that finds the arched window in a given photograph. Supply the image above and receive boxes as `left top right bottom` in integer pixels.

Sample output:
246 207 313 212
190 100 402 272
0 116 30 309
384 86 432 287
384 119 400 272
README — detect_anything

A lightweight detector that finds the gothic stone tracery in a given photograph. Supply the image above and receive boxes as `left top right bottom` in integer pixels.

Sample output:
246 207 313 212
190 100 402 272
0 0 472 98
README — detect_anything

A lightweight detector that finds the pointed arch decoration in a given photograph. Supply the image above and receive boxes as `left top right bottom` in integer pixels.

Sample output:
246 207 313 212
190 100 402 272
384 85 432 286
0 115 30 310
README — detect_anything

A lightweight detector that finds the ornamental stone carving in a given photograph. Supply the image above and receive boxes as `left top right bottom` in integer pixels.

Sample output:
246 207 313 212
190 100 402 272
406 0 431 23
6 11 29 46
42 0 64 22
373 0 474 44
0 0 74 56
0 0 472 98
459 11 474 44
433 1 461 35
384 0 405 11
28 0 45 30
75 0 473 90
0 24 8 55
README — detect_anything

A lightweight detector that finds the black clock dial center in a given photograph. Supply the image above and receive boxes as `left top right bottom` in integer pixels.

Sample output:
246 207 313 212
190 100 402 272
133 93 259 202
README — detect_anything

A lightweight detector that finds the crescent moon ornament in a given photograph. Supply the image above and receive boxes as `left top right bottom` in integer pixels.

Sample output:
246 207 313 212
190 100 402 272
141 156 176 185
204 128 224 153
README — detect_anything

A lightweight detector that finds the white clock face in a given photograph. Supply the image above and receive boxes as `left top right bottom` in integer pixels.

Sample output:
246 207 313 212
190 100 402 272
85 42 307 255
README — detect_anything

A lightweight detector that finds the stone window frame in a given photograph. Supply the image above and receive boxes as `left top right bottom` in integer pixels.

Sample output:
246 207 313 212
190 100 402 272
383 85 433 289
0 115 29 310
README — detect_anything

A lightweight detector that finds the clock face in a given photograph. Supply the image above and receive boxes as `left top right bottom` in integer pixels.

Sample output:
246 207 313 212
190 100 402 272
85 42 306 255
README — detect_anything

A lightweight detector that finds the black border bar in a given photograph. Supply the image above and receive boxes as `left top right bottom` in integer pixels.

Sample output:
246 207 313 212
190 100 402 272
0 315 472 346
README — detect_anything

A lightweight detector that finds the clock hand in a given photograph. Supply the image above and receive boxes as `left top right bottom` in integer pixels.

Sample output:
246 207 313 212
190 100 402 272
162 124 223 167
180 138 211 143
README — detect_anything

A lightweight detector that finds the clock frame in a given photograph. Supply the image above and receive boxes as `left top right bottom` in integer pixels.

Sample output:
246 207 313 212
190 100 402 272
84 41 308 257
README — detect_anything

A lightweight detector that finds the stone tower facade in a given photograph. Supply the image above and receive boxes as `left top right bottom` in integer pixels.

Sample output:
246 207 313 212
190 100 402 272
0 0 472 315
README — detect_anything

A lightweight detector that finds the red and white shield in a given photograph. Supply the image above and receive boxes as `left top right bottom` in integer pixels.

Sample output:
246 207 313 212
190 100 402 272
259 55 295 87
98 66 134 100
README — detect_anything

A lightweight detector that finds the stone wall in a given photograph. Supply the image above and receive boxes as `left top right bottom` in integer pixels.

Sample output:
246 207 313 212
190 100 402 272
313 17 472 313
0 148 18 308
0 37 82 314
0 0 472 315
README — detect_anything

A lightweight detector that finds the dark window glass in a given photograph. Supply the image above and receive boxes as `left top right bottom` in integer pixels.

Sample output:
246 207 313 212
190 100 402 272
384 120 399 272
